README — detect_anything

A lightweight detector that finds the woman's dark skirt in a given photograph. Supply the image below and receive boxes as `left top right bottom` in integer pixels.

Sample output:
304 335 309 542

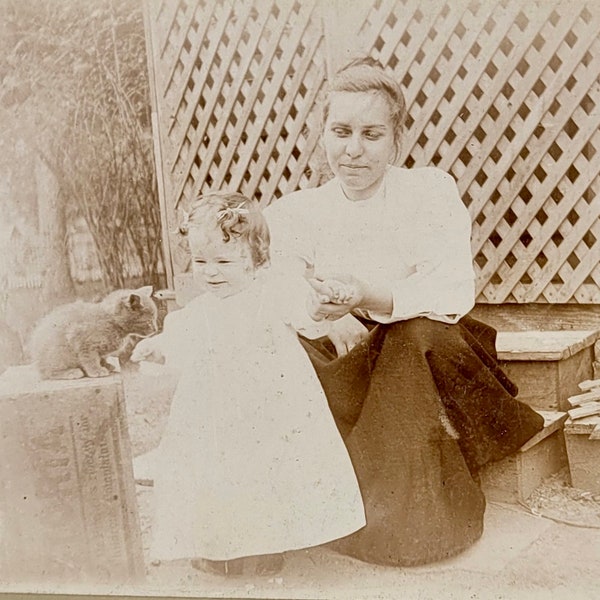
300 315 544 567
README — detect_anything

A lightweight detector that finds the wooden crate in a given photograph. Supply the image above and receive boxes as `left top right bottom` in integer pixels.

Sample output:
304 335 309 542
0 366 144 586
564 415 600 493
479 410 568 503
496 330 600 410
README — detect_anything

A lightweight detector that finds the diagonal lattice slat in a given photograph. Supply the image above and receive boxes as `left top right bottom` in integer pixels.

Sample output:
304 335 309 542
144 0 600 304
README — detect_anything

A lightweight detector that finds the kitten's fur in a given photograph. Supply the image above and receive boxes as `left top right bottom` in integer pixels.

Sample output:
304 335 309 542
30 286 158 380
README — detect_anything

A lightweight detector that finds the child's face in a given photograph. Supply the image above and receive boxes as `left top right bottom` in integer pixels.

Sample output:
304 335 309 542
188 226 255 299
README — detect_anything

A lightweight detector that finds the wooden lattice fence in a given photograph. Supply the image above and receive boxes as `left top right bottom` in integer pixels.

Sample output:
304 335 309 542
143 0 600 304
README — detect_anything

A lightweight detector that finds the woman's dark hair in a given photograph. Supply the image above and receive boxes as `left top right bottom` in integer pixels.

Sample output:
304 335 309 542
322 57 407 161
179 191 270 268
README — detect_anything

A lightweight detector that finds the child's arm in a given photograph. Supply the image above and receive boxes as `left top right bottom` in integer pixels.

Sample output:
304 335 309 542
267 272 331 339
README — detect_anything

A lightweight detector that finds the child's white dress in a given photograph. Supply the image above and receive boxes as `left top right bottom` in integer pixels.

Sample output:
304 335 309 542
149 273 365 561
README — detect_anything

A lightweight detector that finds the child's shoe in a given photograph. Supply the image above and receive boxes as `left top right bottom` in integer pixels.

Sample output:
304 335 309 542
255 552 284 576
191 557 243 576
191 553 284 576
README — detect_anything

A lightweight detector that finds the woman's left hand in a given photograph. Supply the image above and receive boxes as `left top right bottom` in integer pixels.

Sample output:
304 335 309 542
307 273 364 321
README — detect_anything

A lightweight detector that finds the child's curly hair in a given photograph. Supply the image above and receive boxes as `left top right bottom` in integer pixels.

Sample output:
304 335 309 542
179 192 270 268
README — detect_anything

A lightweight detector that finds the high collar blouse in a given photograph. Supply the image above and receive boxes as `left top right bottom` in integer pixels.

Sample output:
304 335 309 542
264 165 475 324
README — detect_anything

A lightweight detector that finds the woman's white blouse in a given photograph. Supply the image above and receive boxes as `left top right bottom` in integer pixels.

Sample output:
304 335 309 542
265 166 475 325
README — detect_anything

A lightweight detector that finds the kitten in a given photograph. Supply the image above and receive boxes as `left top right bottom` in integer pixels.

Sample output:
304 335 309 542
30 286 158 380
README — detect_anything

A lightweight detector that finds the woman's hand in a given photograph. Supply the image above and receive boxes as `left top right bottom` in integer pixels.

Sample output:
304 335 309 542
307 274 365 321
327 314 369 357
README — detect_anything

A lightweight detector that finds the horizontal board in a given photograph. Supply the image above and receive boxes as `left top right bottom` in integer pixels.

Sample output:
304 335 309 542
496 330 600 361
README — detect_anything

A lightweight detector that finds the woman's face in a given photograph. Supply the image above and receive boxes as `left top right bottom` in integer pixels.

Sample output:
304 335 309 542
322 91 397 201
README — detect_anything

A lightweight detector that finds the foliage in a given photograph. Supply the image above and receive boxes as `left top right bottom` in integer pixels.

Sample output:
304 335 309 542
0 0 164 291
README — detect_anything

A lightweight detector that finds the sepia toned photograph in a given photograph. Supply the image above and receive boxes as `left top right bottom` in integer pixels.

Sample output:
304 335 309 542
1 0 600 598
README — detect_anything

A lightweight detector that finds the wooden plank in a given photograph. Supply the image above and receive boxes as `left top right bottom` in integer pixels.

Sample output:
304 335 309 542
414 2 523 168
180 1 273 198
474 69 600 296
589 423 600 441
234 5 322 198
500 359 559 410
473 91 600 302
169 1 253 191
480 428 567 503
210 0 303 193
496 103 600 302
143 0 178 289
553 215 600 304
321 0 372 76
461 0 574 219
501 346 594 411
397 1 477 165
568 401 600 420
471 303 600 332
245 22 325 201
161 1 217 102
518 430 567 501
519 410 568 453
557 346 595 411
564 415 600 435
495 330 600 361
564 430 600 493
365 0 431 72
578 379 600 392
567 388 600 407
433 0 527 173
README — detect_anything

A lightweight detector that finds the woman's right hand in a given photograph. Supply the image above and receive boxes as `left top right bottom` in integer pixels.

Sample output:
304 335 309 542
327 314 369 357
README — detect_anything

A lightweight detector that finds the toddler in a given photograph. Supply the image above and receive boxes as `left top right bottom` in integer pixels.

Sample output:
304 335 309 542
132 192 365 576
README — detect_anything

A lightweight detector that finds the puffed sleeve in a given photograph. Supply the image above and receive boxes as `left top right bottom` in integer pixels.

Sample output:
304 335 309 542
368 169 475 324
264 192 316 279
263 270 331 340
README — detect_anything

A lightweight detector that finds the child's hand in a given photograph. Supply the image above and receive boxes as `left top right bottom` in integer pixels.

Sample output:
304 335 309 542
130 336 165 364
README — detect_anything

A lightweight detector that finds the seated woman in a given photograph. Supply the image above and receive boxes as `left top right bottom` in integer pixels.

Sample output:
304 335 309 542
264 58 544 567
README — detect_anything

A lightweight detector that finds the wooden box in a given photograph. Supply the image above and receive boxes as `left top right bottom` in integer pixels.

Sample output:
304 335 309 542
496 330 600 411
0 366 144 586
479 411 568 503
564 415 600 493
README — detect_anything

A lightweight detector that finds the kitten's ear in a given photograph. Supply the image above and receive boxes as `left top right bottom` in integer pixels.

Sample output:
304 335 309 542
128 293 142 309
135 285 153 297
